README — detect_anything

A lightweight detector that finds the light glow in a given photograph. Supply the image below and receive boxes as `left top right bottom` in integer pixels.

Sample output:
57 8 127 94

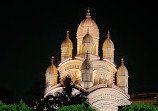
58 59 83 70
58 58 72 67
75 56 85 61
103 59 116 67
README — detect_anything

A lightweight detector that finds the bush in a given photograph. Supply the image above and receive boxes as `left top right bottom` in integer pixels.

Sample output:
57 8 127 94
57 103 96 111
0 99 33 111
119 103 158 111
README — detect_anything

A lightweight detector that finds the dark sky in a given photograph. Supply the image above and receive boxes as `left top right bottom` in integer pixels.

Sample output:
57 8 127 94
0 1 158 103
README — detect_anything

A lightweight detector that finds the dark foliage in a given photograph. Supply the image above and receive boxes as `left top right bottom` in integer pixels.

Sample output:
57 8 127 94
0 100 32 111
57 104 96 111
35 76 88 111
119 103 158 111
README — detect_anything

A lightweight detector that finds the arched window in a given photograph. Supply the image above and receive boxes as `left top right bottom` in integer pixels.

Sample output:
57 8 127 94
79 45 82 54
91 46 93 54
83 46 85 54
54 76 57 85
93 45 96 55
69 49 72 56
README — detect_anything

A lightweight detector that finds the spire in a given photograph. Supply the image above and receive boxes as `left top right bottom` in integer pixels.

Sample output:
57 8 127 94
67 30 69 39
107 30 110 39
121 58 124 66
51 56 54 65
86 7 91 18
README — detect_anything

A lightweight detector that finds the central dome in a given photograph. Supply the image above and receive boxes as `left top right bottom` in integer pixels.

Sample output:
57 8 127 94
77 9 99 39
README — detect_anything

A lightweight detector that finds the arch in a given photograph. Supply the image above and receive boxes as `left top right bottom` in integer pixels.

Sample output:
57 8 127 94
88 87 131 109
58 60 83 85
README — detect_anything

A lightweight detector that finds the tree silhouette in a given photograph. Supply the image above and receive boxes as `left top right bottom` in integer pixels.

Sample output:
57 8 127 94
35 76 88 111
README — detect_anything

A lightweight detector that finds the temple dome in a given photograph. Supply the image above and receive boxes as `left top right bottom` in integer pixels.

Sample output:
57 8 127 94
77 9 99 39
117 59 128 76
61 38 73 48
117 65 128 76
103 31 114 49
103 38 114 49
46 57 58 75
61 31 73 49
46 64 57 75
82 33 93 44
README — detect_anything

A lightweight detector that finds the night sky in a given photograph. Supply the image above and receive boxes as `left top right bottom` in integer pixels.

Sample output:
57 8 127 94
1 1 158 103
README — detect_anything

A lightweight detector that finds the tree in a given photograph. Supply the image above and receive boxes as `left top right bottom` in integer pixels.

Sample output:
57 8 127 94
35 76 88 111
0 99 33 111
119 103 158 111
57 104 96 111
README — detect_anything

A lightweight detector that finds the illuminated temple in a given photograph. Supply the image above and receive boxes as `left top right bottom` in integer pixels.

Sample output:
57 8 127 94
44 8 131 111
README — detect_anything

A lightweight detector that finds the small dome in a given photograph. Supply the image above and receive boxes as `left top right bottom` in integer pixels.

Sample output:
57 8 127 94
103 31 114 49
61 31 73 49
46 56 58 75
103 38 114 48
82 33 93 44
117 59 128 76
61 38 73 48
46 64 58 75
117 65 128 76
77 9 99 39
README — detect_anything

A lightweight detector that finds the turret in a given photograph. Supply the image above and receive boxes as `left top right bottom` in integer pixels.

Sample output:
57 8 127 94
61 31 73 62
45 56 58 86
102 31 114 63
117 58 128 93
81 51 93 89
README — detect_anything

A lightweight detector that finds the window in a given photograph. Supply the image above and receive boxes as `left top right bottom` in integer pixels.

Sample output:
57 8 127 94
91 46 93 54
93 45 96 55
79 45 82 54
83 46 85 54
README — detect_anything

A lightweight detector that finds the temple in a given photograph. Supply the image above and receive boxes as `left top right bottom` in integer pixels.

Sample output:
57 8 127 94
44 8 131 111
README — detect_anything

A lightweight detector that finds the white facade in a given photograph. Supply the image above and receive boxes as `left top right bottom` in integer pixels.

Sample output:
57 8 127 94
45 8 131 111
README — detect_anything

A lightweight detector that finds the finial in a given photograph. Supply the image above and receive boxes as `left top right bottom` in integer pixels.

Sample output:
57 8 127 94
121 58 124 66
107 30 110 39
86 7 91 18
51 56 54 64
67 30 69 39
88 7 90 13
